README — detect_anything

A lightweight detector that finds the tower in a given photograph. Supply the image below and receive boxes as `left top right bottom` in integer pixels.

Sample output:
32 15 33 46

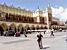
48 4 52 21
47 4 52 29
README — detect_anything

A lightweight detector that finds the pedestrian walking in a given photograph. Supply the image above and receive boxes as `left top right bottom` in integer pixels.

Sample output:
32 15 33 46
44 31 46 34
50 29 54 36
37 32 43 49
23 29 27 37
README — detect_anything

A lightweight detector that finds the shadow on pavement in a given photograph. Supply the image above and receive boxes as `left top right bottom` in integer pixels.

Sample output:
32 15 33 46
43 46 50 49
40 46 50 49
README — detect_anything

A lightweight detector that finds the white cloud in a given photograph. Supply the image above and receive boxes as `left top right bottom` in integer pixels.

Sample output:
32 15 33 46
51 6 67 21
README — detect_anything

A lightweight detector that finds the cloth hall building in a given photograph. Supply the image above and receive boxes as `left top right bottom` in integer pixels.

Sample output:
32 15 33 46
0 4 65 32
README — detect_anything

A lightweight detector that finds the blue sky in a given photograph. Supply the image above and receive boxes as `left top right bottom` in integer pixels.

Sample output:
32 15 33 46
0 0 67 21
0 0 67 10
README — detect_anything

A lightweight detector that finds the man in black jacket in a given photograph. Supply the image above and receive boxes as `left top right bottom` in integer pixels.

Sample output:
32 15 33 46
37 32 43 49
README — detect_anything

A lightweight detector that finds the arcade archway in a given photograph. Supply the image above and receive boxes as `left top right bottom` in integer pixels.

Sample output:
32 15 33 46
0 23 8 31
31 25 35 30
10 23 16 32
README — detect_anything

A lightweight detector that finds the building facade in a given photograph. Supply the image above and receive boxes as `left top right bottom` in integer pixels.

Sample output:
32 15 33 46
0 4 65 32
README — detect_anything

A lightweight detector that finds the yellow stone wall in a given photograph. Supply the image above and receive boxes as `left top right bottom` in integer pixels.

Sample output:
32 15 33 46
0 5 33 17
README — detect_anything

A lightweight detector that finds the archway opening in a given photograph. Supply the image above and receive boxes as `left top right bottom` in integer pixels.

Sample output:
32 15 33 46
31 25 35 30
10 23 16 33
40 26 44 29
0 23 8 31
36 25 39 30
44 26 48 29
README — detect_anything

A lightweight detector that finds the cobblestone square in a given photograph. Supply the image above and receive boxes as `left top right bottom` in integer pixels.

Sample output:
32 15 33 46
0 31 67 50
